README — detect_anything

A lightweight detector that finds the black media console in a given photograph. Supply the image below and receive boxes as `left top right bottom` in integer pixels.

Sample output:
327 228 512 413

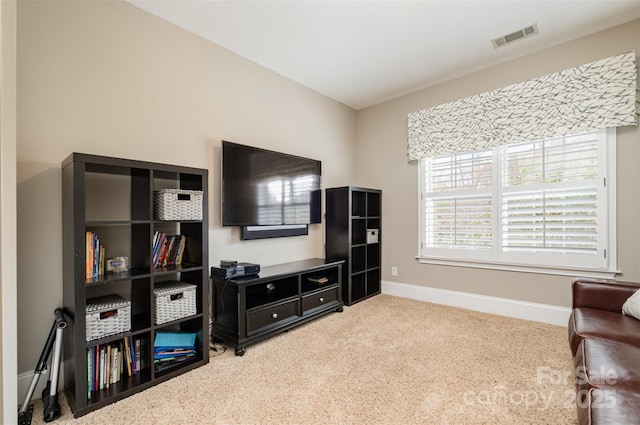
211 258 344 356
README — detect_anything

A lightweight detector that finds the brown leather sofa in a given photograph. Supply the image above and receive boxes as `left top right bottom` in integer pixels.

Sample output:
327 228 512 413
568 278 640 424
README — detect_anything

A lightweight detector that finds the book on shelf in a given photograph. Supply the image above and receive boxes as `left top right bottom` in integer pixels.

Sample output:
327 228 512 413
86 232 92 279
94 346 99 392
154 353 196 373
87 336 146 399
129 336 137 374
153 331 197 370
153 330 197 373
105 344 110 390
109 342 119 387
152 232 187 268
154 331 196 350
307 276 329 285
87 349 92 399
98 346 105 391
134 337 142 372
152 231 164 264
85 231 106 280
154 348 197 359
176 236 186 265
124 336 132 377
156 235 170 268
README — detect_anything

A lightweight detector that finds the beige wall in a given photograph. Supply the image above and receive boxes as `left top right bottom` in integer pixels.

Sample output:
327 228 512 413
356 19 640 308
1 0 18 421
16 1 356 374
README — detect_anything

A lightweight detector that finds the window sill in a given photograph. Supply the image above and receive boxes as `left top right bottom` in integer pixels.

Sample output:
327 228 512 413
415 256 618 279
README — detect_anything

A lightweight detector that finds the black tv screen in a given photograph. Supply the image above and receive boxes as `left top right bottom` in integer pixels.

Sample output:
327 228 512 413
222 141 322 226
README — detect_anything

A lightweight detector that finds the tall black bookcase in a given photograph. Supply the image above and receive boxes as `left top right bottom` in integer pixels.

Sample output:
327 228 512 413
62 153 208 417
325 186 381 305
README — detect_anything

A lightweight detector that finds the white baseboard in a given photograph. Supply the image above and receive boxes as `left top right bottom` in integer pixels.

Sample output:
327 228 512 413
382 280 571 327
17 363 65 406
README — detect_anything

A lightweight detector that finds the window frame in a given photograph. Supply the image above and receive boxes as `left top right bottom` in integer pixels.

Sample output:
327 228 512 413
417 128 617 278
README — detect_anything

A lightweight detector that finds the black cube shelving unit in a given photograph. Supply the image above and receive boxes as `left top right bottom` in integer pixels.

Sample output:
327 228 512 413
325 186 381 305
61 153 208 417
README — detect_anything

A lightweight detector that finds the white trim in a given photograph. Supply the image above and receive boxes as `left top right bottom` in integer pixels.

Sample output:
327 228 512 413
382 280 571 327
416 256 617 279
17 364 66 405
605 128 617 272
1 1 18 422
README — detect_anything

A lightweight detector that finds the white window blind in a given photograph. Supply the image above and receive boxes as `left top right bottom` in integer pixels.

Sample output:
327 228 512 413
424 151 493 254
419 129 614 273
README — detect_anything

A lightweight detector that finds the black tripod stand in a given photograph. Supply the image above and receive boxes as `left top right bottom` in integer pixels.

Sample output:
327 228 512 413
18 308 67 425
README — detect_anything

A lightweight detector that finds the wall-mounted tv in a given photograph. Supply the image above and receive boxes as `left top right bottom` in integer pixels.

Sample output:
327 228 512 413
222 141 322 228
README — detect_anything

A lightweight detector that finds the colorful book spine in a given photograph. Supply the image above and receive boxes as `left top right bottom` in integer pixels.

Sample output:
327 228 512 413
124 336 132 377
129 336 137 374
152 233 187 268
85 231 106 280
87 348 92 399
99 346 105 390
87 338 137 397
135 337 142 371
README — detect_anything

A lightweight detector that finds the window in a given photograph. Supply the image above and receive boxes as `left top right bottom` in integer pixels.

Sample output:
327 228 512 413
418 129 616 274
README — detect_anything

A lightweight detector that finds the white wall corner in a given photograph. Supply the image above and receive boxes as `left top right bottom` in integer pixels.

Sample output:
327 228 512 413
382 280 571 327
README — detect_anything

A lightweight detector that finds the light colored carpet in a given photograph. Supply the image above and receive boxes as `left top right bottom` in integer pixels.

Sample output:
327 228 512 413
30 295 576 424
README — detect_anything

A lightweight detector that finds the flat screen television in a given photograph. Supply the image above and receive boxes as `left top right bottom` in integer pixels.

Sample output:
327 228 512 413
222 141 322 227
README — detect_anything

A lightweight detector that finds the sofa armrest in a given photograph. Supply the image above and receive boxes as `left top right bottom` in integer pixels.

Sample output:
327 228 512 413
572 278 640 312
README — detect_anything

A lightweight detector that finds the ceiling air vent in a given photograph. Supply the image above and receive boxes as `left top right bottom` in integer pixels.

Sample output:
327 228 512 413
491 24 539 49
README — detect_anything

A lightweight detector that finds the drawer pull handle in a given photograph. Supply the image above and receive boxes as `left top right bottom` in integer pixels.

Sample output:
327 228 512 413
272 313 278 319
319 297 324 302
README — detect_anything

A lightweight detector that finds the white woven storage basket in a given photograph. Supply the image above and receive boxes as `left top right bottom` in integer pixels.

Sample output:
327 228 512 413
85 294 131 342
154 281 197 325
154 189 203 221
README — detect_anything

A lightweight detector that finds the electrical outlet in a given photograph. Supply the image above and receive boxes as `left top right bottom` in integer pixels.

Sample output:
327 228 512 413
391 266 398 276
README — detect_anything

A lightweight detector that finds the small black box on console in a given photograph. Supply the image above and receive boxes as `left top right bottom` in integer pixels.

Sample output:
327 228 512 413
211 262 260 279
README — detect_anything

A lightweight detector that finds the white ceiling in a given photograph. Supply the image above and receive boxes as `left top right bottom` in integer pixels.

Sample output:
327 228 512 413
129 0 640 110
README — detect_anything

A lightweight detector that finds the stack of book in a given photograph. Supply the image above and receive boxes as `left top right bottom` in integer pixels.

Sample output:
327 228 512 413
85 231 106 279
154 331 197 373
307 276 329 285
86 335 145 399
152 232 187 269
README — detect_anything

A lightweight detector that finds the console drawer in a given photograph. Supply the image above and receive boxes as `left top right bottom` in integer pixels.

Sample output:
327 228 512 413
302 285 339 313
246 298 299 335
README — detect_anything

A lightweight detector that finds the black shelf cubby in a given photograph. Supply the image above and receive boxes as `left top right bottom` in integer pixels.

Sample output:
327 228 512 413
367 192 381 217
351 272 367 301
351 218 367 245
367 243 380 269
245 276 299 310
352 191 367 217
301 266 340 293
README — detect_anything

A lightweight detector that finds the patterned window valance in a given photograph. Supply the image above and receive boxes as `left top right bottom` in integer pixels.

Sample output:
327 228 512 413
407 51 638 160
